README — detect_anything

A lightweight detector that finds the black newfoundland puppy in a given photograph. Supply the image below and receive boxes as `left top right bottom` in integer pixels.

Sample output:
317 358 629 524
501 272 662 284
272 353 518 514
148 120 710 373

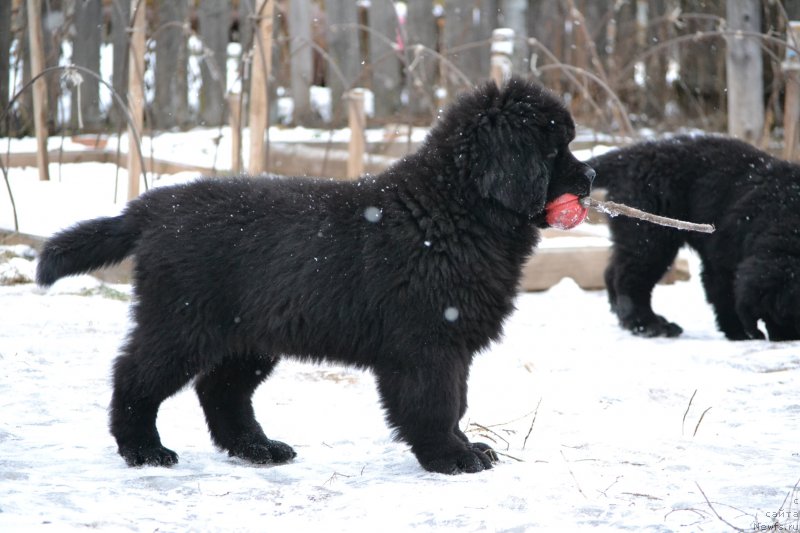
589 135 800 341
37 78 594 474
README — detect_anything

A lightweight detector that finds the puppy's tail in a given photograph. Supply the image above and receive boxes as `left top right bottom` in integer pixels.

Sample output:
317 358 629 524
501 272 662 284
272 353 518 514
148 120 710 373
36 213 141 287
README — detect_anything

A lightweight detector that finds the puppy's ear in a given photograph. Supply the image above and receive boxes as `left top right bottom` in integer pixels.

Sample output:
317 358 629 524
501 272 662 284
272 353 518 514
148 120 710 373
476 147 549 214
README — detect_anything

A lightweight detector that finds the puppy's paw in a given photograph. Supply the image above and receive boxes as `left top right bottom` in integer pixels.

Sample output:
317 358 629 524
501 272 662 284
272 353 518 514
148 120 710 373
420 443 497 474
119 444 179 467
625 315 683 338
229 438 296 465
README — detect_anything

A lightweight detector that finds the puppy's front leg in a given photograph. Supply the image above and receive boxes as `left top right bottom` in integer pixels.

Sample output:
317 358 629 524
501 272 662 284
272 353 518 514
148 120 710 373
374 357 496 474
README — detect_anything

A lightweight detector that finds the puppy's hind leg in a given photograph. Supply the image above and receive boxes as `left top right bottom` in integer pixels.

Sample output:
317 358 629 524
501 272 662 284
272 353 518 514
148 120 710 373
375 356 495 475
195 354 296 465
110 334 196 467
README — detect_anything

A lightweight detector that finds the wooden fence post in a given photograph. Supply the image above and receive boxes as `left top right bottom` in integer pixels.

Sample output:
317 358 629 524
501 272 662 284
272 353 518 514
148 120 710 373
25 0 49 181
725 0 764 144
248 0 274 175
228 92 243 173
499 0 528 75
347 88 365 179
490 28 514 87
783 21 800 160
127 0 146 200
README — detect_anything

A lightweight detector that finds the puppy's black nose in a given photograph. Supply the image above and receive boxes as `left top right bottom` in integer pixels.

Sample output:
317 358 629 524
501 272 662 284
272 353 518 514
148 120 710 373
584 167 596 184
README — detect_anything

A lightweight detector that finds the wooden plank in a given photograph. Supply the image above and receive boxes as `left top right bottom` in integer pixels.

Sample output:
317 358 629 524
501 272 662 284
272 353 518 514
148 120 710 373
127 0 146 200
1 149 211 176
725 0 764 144
288 0 313 124
247 0 275 174
443 0 497 96
0 0 11 136
71 0 102 130
368 0 402 121
405 0 437 117
154 0 190 130
522 244 690 292
110 0 130 128
25 0 49 182
324 0 361 125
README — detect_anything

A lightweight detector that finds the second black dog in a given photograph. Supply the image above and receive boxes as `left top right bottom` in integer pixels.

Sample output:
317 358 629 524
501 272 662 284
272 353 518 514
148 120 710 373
589 135 800 340
36 78 594 474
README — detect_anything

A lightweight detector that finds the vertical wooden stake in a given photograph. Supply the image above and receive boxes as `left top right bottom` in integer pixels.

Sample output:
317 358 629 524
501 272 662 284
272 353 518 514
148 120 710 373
248 0 274 175
784 73 800 160
783 21 800 160
347 88 365 179
228 92 243 173
127 0 146 200
490 28 514 88
25 0 49 181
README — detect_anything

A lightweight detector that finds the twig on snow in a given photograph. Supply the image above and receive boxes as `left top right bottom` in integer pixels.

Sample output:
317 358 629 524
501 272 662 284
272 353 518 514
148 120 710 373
695 482 748 532
522 398 542 450
560 450 588 500
581 196 715 234
682 389 697 436
693 407 712 437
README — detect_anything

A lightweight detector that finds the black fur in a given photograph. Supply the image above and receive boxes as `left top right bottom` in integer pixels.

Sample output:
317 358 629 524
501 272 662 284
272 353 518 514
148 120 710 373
37 78 594 473
588 135 800 340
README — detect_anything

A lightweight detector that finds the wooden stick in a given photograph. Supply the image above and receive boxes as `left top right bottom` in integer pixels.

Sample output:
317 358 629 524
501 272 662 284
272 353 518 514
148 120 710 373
581 196 715 234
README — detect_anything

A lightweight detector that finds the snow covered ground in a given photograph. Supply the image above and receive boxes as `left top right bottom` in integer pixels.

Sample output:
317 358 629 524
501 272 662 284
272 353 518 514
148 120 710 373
2 252 799 532
1 141 799 532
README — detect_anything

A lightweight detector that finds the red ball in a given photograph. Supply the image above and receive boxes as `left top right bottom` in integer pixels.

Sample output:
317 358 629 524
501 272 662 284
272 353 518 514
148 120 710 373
545 193 588 230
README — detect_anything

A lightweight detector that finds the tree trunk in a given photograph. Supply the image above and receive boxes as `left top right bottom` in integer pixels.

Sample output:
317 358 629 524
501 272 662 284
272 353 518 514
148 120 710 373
198 0 230 126
368 0 401 121
71 0 102 131
154 0 189 130
324 0 361 125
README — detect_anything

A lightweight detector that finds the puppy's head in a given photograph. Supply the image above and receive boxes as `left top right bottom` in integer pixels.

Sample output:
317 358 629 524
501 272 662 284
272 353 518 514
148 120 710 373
430 77 594 227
